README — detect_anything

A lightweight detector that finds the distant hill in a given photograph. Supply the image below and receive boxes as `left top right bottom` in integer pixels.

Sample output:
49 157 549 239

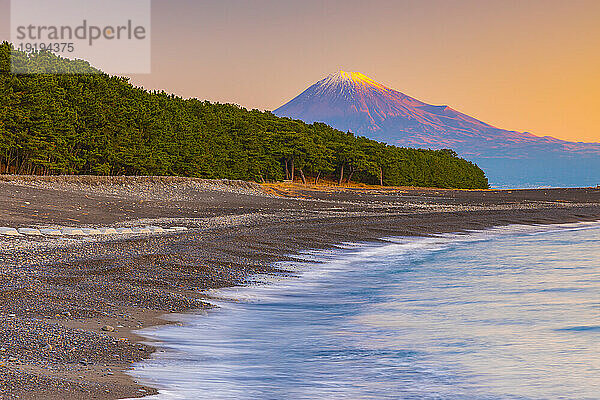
275 71 600 188
0 43 488 189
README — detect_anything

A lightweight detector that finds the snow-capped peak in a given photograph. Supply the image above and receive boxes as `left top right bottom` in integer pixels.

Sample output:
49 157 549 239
274 70 522 143
319 71 389 93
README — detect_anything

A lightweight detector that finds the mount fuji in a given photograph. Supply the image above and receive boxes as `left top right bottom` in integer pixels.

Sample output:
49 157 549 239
274 71 600 188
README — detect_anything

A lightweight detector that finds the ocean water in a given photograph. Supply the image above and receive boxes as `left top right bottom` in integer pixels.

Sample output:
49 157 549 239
129 222 600 400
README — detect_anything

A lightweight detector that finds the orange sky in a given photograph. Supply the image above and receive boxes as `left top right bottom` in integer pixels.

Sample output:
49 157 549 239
1 0 599 142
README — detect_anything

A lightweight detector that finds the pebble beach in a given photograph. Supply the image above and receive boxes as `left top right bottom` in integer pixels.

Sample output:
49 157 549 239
0 175 599 399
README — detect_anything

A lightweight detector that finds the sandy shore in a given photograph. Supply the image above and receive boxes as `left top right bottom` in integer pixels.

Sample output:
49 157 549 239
0 176 599 399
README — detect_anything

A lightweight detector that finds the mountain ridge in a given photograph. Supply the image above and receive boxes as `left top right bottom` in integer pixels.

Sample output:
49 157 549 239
274 71 600 187
275 71 600 156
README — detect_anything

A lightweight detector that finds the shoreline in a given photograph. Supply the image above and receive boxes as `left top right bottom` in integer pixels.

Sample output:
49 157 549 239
127 218 600 398
0 176 599 399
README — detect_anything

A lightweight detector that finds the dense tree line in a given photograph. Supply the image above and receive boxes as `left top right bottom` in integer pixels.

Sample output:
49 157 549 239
0 43 488 188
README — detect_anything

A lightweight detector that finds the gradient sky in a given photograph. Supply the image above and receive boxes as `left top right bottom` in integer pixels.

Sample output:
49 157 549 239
1 0 599 142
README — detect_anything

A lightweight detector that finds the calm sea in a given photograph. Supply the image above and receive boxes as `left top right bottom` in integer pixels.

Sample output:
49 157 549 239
129 221 600 400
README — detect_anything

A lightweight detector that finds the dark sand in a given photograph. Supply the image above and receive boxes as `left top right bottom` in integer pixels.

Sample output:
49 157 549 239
0 176 599 399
